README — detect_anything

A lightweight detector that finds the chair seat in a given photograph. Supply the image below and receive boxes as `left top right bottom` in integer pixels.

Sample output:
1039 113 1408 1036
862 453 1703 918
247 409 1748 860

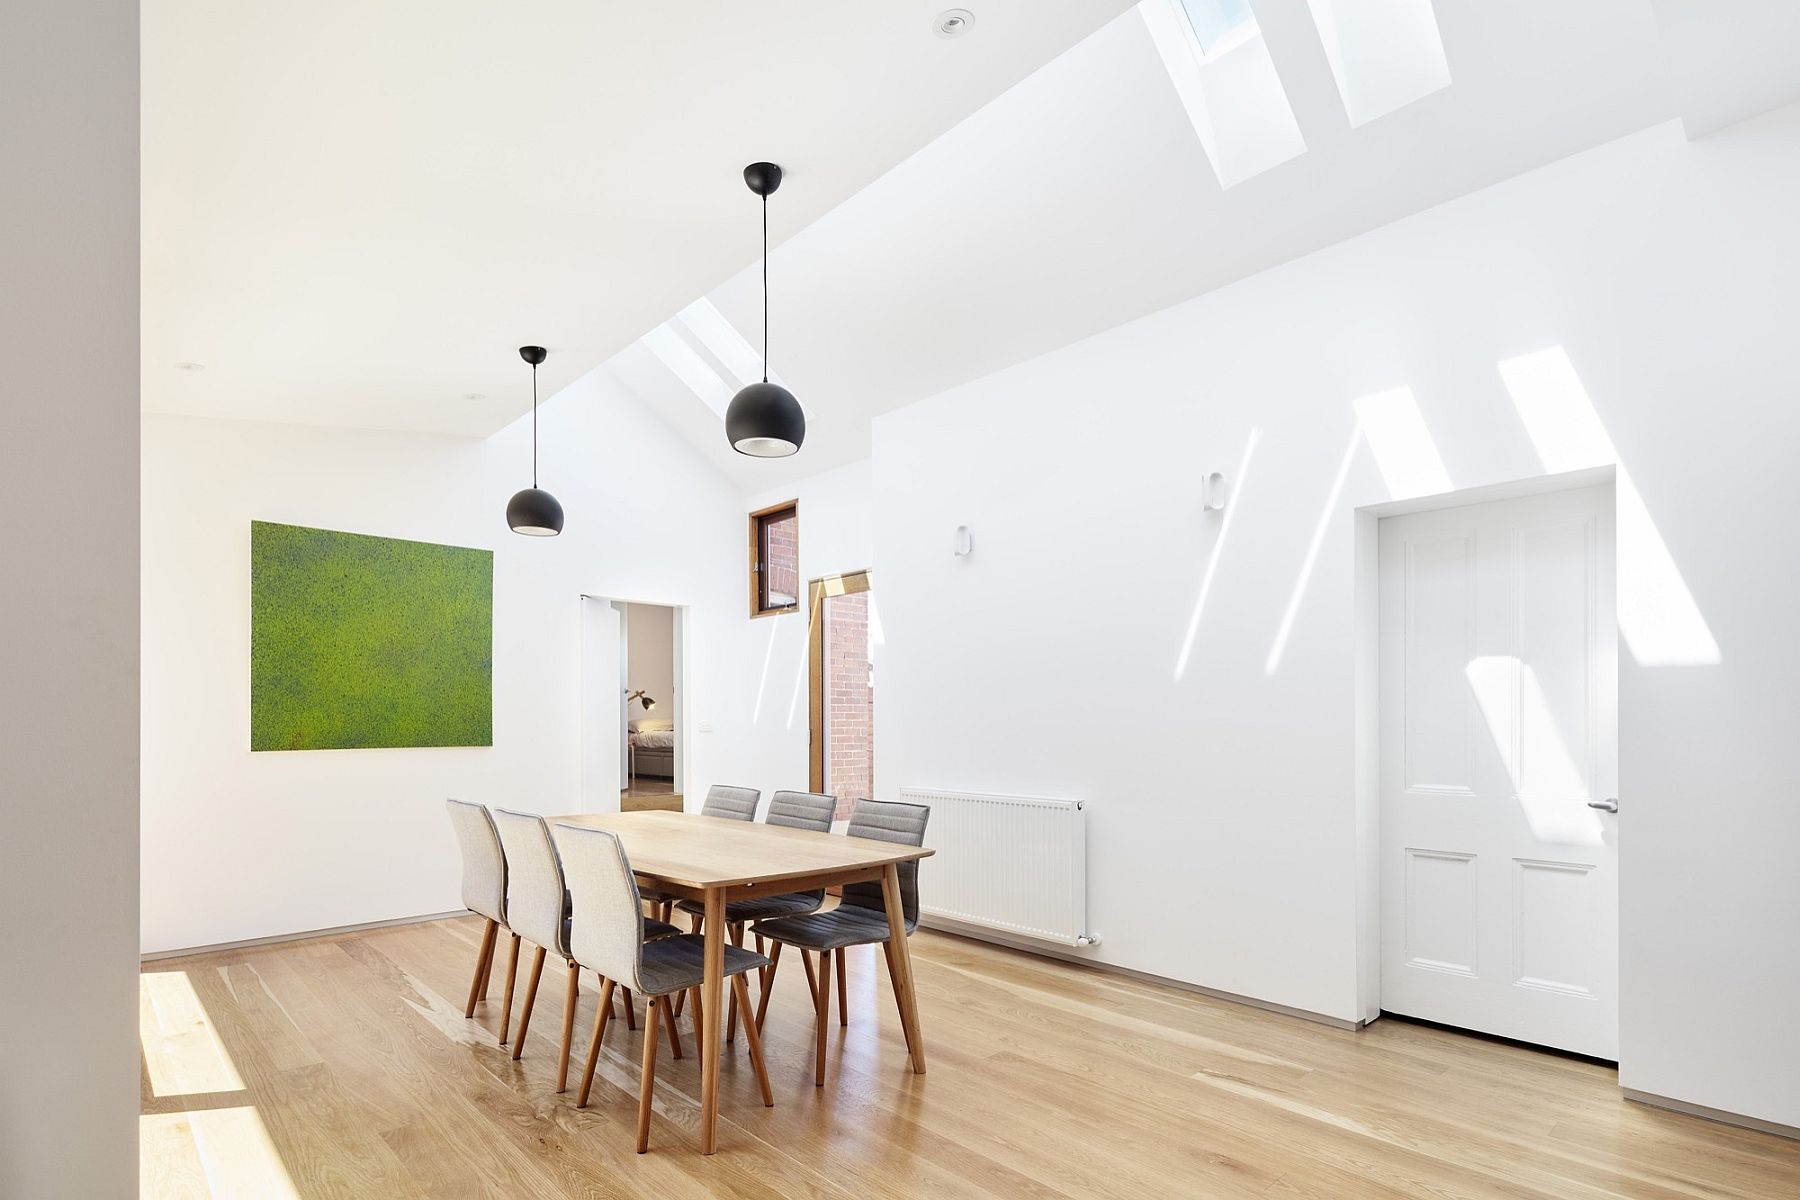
642 917 682 941
636 935 770 997
675 891 823 924
756 906 898 952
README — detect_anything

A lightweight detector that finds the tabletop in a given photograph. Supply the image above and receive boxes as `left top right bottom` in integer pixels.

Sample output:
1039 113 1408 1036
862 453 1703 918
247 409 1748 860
550 809 932 890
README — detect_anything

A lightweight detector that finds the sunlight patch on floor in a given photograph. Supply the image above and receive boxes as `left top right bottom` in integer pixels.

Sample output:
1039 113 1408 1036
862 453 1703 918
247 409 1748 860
140 972 244 1098
141 1107 300 1200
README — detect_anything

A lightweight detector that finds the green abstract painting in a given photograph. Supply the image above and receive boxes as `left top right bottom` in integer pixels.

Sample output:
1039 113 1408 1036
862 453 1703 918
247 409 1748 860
250 521 493 751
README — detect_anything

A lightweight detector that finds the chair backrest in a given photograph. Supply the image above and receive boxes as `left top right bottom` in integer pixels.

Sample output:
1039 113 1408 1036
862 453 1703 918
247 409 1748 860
700 783 760 821
446 799 506 924
556 824 646 991
492 809 569 957
764 789 835 832
840 799 930 932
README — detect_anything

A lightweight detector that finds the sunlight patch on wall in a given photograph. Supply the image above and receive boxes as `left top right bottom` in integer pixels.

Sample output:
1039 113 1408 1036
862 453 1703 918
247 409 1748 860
140 971 244 1098
1266 425 1363 675
1498 347 1720 666
141 1107 300 1199
1354 386 1452 500
1175 427 1261 680
1465 655 1604 847
1307 0 1452 127
1140 0 1306 188
751 618 780 724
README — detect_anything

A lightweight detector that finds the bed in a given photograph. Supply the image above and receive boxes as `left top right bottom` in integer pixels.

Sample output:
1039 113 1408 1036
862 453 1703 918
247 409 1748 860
629 720 675 778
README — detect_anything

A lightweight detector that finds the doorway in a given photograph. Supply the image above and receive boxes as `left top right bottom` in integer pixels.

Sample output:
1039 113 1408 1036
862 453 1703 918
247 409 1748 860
1376 482 1618 1059
808 570 873 821
621 602 680 811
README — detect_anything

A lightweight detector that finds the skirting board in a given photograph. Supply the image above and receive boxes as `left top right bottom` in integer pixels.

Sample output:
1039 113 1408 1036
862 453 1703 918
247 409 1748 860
1624 1088 1800 1142
141 910 467 962
919 914 1362 1031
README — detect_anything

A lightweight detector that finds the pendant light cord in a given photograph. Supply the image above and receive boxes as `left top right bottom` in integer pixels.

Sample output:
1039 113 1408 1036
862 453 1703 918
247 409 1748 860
531 361 539 488
761 191 769 383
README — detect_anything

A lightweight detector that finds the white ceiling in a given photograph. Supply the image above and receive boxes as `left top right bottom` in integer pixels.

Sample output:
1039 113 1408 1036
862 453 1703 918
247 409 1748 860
141 0 1137 434
145 1 1799 492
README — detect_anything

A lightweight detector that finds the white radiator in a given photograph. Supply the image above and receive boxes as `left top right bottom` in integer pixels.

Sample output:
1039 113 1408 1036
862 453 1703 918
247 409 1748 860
903 787 1094 947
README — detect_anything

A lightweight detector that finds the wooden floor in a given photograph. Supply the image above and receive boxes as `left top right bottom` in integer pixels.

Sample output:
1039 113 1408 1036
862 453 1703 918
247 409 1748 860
139 917 1800 1199
622 777 681 812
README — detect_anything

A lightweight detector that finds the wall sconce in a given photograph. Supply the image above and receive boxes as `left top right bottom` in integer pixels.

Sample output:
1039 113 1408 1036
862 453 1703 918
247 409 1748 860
1201 472 1228 512
953 525 974 557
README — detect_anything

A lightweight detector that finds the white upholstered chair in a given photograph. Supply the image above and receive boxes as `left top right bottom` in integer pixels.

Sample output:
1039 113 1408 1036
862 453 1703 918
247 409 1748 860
445 799 508 1027
557 823 773 1153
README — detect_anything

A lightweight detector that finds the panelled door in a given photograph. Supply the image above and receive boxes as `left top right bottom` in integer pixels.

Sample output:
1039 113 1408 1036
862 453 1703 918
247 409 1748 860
1378 484 1618 1058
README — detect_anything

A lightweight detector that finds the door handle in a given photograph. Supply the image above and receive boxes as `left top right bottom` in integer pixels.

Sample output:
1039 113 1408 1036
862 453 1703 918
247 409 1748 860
1587 797 1618 813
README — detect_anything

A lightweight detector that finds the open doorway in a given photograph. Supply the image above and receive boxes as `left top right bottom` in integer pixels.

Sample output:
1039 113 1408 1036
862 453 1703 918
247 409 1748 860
622 601 680 812
1371 479 1618 1059
809 570 873 821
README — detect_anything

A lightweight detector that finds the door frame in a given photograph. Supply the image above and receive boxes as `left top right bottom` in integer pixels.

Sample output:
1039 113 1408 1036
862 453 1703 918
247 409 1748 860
807 569 872 794
579 593 690 813
1352 465 1617 1027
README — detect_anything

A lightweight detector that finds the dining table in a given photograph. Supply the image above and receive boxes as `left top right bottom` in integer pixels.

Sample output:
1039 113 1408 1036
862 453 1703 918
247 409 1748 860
550 809 934 1154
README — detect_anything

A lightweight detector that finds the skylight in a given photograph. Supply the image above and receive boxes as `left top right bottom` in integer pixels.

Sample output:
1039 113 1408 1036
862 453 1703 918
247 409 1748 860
1140 0 1306 188
1306 0 1451 127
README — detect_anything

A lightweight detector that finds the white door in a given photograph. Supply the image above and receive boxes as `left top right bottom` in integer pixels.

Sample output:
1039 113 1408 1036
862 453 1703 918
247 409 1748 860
1379 484 1618 1058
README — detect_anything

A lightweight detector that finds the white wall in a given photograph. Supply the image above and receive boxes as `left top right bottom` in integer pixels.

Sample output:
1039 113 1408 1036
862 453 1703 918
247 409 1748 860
0 1 140 1193
624 602 675 725
141 375 750 953
873 110 1800 1126
735 459 875 799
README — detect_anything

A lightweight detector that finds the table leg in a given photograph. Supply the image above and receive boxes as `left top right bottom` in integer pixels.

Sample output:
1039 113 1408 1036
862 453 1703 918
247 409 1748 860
880 864 926 1073
699 886 725 1153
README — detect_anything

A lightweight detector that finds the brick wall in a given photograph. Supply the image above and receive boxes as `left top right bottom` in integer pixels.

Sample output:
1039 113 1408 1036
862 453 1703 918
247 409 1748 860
825 590 873 820
763 510 798 607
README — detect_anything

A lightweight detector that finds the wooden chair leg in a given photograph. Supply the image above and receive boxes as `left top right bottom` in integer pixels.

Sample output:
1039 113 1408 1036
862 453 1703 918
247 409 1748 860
802 946 818 1001
727 922 744 1045
576 978 616 1108
555 960 580 1091
636 996 662 1154
663 992 684 1060
835 947 848 1027
754 941 782 1032
732 974 773 1107
814 947 833 1087
497 933 522 1045
882 939 916 1062
464 918 498 1018
622 986 637 1031
689 986 702 1032
511 945 547 1061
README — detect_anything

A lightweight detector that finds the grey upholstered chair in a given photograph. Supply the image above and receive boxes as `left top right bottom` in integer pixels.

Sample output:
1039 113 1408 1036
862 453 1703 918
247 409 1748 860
675 789 836 1039
557 823 773 1153
753 798 930 1086
639 783 761 926
493 810 679 1089
446 800 508 1025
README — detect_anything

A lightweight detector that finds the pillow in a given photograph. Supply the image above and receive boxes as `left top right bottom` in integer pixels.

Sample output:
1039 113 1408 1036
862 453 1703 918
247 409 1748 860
631 718 674 733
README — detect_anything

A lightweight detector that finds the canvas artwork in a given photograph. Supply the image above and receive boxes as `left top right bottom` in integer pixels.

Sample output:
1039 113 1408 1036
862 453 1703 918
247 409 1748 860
250 521 493 751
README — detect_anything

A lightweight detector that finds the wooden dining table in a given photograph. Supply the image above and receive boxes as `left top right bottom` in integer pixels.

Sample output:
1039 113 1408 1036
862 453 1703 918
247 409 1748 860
550 809 934 1154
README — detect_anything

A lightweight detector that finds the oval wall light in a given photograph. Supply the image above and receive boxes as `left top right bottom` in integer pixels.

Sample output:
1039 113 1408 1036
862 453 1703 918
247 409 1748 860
507 345 565 536
725 162 806 457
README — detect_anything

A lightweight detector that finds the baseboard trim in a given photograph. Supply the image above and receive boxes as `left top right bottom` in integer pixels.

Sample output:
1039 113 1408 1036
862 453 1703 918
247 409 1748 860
1623 1089 1800 1141
918 915 1362 1031
141 910 468 962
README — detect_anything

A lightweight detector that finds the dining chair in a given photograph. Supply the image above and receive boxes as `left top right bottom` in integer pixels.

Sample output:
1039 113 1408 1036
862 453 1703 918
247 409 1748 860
639 783 761 925
445 800 508 1029
492 809 680 1091
675 789 835 1040
752 798 930 1086
557 823 774 1153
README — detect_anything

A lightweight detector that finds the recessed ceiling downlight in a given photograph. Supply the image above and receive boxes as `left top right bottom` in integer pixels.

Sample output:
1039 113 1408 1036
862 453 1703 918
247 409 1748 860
935 8 975 38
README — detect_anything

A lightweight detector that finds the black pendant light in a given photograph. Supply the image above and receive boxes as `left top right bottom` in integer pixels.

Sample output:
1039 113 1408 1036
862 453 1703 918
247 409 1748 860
725 161 806 457
507 345 564 536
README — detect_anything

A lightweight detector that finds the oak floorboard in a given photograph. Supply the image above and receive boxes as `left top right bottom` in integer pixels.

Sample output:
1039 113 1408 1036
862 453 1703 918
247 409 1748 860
141 920 1800 1199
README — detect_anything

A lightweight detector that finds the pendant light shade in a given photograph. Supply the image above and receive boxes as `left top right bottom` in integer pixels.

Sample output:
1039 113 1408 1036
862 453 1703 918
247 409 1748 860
726 161 805 458
508 345 564 536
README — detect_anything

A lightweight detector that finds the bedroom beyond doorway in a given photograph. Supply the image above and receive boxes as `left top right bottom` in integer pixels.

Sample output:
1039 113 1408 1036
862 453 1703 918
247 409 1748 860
623 601 681 812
